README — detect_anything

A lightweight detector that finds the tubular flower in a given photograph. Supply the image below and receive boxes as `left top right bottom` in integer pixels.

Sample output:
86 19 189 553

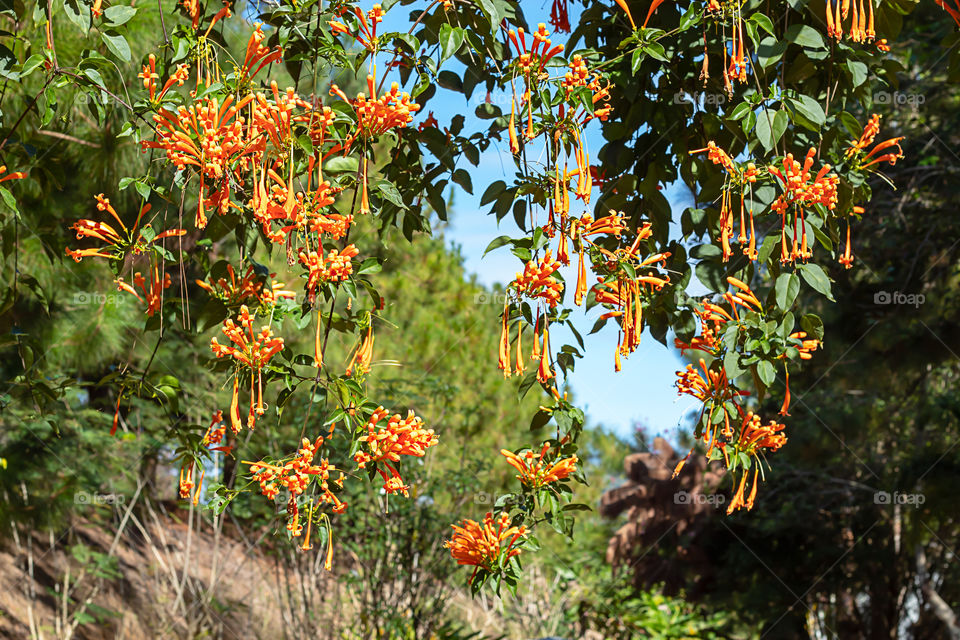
353 407 438 497
139 55 191 103
178 462 204 506
937 0 960 27
549 0 570 33
690 144 760 261
115 263 172 316
501 443 578 489
196 263 295 308
0 166 26 183
846 115 904 170
328 3 384 51
238 24 284 83
299 244 359 294
642 0 666 29
246 436 348 533
726 412 787 513
769 148 839 264
142 95 261 228
345 323 374 376
66 194 185 262
827 0 876 43
444 512 526 582
209 305 285 428
511 250 563 307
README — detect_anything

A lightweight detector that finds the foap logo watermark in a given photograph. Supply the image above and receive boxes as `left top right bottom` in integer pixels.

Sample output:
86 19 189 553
873 91 925 109
73 291 129 306
474 292 509 306
74 491 125 506
674 490 726 507
874 491 925 507
470 90 513 109
474 491 518 507
672 90 726 106
874 291 925 308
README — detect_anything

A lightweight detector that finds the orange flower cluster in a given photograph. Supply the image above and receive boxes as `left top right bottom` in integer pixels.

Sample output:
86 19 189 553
676 358 749 405
328 3 384 51
726 412 787 514
501 443 578 489
590 223 672 371
508 24 565 141
353 407 438 496
690 142 760 261
826 0 876 43
138 55 190 103
671 278 799 513
195 264 295 308
246 436 347 554
300 244 359 292
769 148 839 264
115 266 171 316
66 194 185 262
511 250 563 307
210 305 285 429
178 462 204 505
847 114 904 170
330 73 421 148
444 512 526 582
499 251 565 382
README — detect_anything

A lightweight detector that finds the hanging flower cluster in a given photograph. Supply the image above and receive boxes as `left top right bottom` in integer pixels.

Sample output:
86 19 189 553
501 443 578 489
353 407 438 496
673 277 819 512
445 512 527 583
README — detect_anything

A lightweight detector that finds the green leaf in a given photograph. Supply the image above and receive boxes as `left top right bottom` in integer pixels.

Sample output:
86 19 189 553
749 13 776 38
19 54 44 78
483 235 513 256
774 273 800 310
101 32 131 63
438 24 465 63
756 109 787 152
757 360 776 386
104 5 137 25
374 179 407 209
790 94 826 127
847 60 868 88
799 263 834 301
785 24 826 50
324 156 359 173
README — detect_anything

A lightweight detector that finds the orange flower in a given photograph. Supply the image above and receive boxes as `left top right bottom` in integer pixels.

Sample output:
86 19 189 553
353 407 438 496
500 443 578 489
299 244 359 293
444 512 526 581
66 194 185 263
115 262 172 316
345 323 375 376
511 250 563 307
246 437 348 529
196 264 295 308
178 462 204 506
0 165 26 183
210 305 285 428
